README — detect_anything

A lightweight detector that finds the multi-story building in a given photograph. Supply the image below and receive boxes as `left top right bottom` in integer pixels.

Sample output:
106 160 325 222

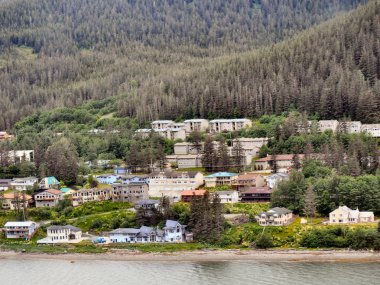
180 190 206 203
38 225 82 244
71 188 112 206
340 121 362 133
256 207 293 226
1 193 32 210
239 187 272 203
173 142 203 155
215 190 239 203
318 120 339 132
210 119 252 133
266 173 289 189
34 189 62 207
134 199 160 210
204 172 238 188
0 179 11 191
183 119 210 133
232 173 266 191
96 174 122 185
329 206 375 224
361 124 380 138
163 220 187 242
166 154 203 169
254 154 305 173
7 150 34 163
9 177 38 191
4 221 39 239
151 120 175 130
111 182 149 203
148 171 204 201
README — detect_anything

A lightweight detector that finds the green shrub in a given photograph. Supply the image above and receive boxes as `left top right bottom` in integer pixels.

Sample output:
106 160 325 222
255 233 274 249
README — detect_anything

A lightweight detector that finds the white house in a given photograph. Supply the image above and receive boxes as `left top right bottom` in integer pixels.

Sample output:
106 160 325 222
39 176 60 190
9 177 38 191
4 221 39 239
37 225 83 244
163 220 187 242
266 173 289 189
256 207 293 226
6 150 34 164
215 190 239 203
0 179 11 191
109 226 164 243
329 206 375 224
34 189 62 208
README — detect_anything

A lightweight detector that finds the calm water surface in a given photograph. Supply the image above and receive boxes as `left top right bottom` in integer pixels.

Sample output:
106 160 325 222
1 258 379 285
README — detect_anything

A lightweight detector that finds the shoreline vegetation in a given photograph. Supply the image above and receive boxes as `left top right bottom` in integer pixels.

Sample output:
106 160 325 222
0 248 379 263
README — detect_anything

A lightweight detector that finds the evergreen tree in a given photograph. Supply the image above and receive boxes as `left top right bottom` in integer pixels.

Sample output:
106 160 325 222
216 138 230 172
304 184 316 219
231 139 245 172
202 136 216 172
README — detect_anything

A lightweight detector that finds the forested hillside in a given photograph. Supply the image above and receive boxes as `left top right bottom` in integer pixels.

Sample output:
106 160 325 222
122 0 380 123
0 0 368 129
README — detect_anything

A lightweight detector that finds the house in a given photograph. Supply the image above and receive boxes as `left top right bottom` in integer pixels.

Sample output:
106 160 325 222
163 220 187 242
318 120 339 132
232 173 266 191
37 225 83 244
1 193 32 210
329 206 375 224
256 207 293 226
183 119 210 133
361 124 380 138
210 119 252 133
39 176 60 190
111 182 149 203
181 190 207 202
215 190 239 203
266 173 289 189
0 179 11 191
109 226 164 243
71 188 112 206
204 172 238 188
95 174 122 185
134 199 160 210
0 131 14 141
239 187 272 203
254 154 305 172
34 189 62 207
148 171 204 201
151 120 175 130
4 221 38 239
9 177 38 191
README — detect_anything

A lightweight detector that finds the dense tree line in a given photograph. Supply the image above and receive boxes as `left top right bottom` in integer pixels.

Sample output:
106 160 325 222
0 0 368 129
122 1 380 123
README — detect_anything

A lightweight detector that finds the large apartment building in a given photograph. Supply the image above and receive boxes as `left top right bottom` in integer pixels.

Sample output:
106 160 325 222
209 118 252 133
71 188 112 206
111 182 149 203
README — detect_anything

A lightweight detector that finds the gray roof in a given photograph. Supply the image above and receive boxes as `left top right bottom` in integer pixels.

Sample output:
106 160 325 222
109 228 140 234
135 199 160 206
47 225 81 232
259 207 292 216
164 220 186 230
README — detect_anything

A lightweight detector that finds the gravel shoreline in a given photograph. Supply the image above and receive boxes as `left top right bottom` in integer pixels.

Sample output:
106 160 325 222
1 249 379 263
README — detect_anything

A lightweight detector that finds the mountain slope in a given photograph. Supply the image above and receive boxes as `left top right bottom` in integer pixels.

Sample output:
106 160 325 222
0 0 368 129
121 0 380 123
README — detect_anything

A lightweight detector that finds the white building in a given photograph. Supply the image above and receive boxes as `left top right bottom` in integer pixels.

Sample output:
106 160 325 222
151 120 175 130
7 150 34 164
256 207 293 226
9 177 38 191
210 118 252 133
109 226 164 243
148 171 204 201
38 225 83 244
340 121 362 133
163 220 187 242
329 206 375 224
4 221 39 239
183 119 210 133
318 120 339 132
34 189 63 208
215 190 239 203
361 124 380 138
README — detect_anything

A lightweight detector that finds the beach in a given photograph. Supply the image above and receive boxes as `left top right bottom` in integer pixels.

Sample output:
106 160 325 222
1 249 379 263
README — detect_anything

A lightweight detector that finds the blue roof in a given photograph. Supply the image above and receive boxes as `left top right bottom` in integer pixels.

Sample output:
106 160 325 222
207 172 237 178
60 187 72 193
46 177 59 185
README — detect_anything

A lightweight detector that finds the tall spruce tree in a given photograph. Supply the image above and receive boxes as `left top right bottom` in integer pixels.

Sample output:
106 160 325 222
202 136 216 172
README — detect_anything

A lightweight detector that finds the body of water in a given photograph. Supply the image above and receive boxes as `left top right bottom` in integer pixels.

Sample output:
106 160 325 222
1 258 379 285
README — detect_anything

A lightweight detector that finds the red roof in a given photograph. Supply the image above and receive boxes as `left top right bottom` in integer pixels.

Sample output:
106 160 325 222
181 190 206 196
3 193 32 200
236 173 262 180
241 186 272 194
256 154 305 162
45 189 62 195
